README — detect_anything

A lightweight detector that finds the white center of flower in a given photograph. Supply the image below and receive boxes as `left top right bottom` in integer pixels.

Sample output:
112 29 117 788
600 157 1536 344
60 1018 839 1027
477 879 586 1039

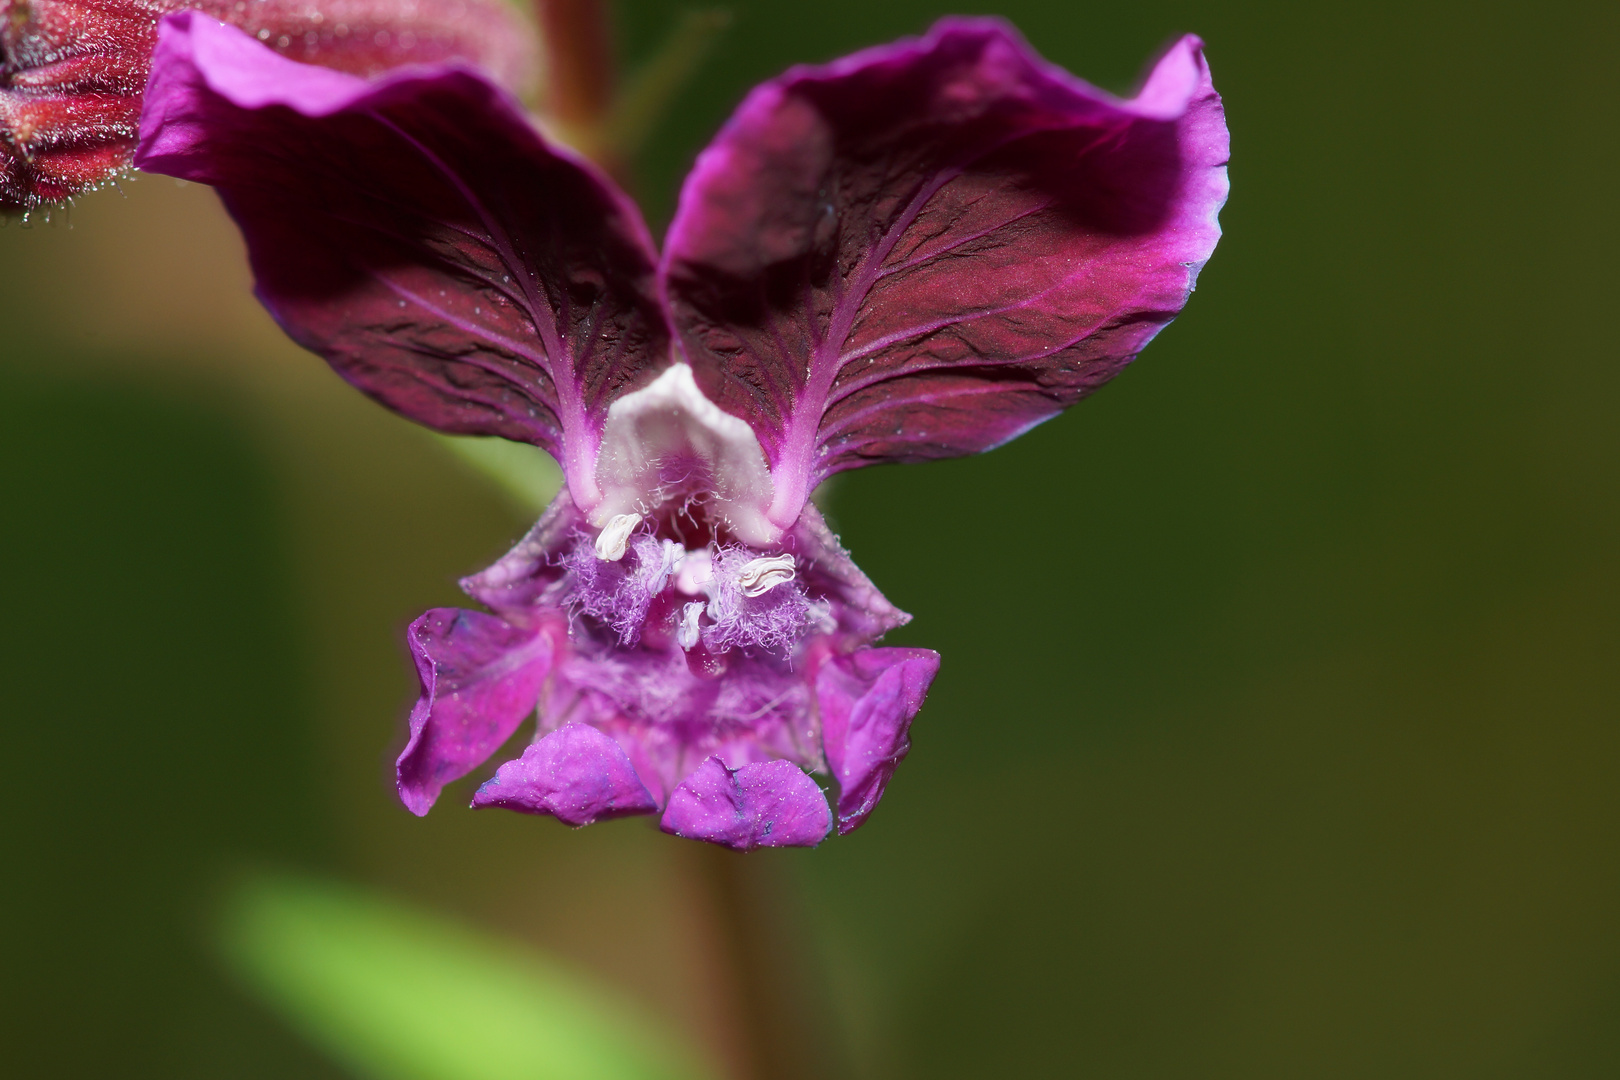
590 364 779 546
594 512 642 561
677 601 705 650
736 554 796 597
675 548 713 595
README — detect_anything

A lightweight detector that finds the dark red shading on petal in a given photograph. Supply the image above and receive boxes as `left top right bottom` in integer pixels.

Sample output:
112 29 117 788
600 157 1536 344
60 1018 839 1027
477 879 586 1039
660 756 832 850
0 0 538 211
661 17 1229 529
817 646 939 834
396 608 554 816
134 14 667 507
470 722 657 825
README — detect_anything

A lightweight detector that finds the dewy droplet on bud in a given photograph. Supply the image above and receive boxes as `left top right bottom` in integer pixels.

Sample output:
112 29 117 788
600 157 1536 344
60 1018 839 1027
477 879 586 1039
0 0 537 210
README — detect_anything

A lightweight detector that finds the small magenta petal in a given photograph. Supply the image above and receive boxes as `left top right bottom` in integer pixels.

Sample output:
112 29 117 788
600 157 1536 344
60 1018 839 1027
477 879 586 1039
786 502 911 647
135 14 667 510
459 491 583 614
662 16 1229 529
396 609 554 816
660 757 831 850
818 647 940 834
471 723 657 825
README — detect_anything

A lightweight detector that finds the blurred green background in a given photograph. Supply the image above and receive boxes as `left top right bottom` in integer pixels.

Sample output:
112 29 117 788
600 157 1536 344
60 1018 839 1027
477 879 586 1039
3 0 1617 1076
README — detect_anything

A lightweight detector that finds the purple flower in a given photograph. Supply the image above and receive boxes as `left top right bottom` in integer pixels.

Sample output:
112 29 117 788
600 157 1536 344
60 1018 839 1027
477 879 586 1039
133 12 1228 848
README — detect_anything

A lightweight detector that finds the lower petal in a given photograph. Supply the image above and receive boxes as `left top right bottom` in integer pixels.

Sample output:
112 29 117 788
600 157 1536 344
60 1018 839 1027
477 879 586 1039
396 609 554 816
660 757 831 850
470 723 657 825
817 647 941 835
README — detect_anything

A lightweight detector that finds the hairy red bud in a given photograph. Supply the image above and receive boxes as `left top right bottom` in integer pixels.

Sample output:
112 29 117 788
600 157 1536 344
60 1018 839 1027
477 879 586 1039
0 0 538 211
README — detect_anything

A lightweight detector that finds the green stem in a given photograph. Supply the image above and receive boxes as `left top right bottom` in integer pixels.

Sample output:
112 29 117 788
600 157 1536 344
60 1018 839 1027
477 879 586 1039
604 10 732 162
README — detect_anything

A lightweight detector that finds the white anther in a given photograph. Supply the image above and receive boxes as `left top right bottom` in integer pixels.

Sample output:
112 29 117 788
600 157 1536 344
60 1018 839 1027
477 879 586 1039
677 601 705 651
594 512 641 561
675 548 713 595
736 554 796 597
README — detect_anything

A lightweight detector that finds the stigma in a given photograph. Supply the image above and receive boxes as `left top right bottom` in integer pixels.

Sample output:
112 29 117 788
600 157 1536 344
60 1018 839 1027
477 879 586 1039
677 601 705 650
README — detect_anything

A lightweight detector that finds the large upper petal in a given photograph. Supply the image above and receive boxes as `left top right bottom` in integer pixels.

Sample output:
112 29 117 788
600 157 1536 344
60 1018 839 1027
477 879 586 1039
135 13 667 509
661 17 1229 529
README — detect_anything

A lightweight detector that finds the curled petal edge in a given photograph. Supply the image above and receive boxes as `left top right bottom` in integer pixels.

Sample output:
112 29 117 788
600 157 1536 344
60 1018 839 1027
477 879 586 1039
471 722 658 825
396 609 554 816
660 756 832 850
817 647 940 834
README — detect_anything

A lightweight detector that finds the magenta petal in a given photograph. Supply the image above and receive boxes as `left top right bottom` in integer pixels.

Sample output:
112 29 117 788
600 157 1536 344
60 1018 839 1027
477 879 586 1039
470 723 657 825
134 13 667 509
660 757 831 850
396 609 554 816
662 17 1229 529
817 647 940 834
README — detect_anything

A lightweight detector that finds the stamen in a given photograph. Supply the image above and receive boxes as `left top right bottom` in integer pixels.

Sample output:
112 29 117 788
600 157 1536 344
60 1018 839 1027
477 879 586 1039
646 539 685 594
677 601 705 650
736 554 796 597
594 512 641 561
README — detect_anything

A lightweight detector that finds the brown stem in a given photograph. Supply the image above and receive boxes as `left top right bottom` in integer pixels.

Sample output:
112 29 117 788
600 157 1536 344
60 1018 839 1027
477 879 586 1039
532 0 623 177
534 0 616 127
684 843 833 1080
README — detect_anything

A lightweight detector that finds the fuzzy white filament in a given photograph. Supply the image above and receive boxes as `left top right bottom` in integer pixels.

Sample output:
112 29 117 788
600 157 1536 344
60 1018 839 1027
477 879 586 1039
677 601 705 650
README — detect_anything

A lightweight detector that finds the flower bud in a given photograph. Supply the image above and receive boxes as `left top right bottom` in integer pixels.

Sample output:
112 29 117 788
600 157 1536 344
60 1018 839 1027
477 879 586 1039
0 0 538 212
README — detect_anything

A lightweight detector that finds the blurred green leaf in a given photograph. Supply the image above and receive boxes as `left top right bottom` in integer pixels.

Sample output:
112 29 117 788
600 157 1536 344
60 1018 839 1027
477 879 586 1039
607 10 733 162
432 434 562 518
218 872 712 1080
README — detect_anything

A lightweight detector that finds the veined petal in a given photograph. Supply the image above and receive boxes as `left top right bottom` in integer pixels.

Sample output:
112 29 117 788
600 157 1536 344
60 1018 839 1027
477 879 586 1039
134 14 668 510
661 17 1229 529
396 608 555 816
817 647 939 834
660 756 832 850
470 723 657 825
